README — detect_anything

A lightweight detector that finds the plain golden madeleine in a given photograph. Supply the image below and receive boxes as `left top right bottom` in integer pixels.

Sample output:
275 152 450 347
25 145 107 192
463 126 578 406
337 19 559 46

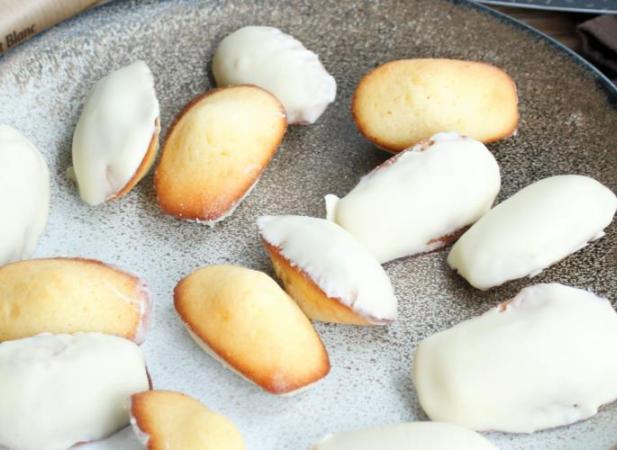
131 390 245 450
155 86 287 222
0 257 150 343
174 264 330 394
352 58 518 152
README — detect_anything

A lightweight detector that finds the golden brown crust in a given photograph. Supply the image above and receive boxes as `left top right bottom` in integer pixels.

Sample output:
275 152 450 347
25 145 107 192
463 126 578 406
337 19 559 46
154 86 287 221
114 118 161 200
263 241 384 325
427 227 468 249
0 257 149 343
352 58 519 153
173 265 330 394
352 88 406 154
131 392 152 438
497 298 515 312
131 390 245 450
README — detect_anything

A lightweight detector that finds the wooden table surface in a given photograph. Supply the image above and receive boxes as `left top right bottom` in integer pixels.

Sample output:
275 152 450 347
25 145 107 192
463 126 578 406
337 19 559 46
492 6 587 51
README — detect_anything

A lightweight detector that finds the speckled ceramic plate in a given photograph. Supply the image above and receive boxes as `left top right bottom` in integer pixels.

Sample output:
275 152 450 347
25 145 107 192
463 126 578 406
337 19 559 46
1 1 617 449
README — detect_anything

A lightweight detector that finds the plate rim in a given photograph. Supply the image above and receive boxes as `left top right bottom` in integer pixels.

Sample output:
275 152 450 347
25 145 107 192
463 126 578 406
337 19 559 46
2 0 616 105
474 0 617 15
457 0 617 104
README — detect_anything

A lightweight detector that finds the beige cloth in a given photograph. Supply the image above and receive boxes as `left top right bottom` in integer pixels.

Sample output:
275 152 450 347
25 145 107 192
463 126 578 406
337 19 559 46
0 0 108 55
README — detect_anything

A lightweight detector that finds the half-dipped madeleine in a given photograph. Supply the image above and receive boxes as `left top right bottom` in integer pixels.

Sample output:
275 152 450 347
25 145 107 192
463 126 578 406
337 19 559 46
258 215 397 325
130 390 245 450
0 257 150 343
72 61 160 205
155 86 287 222
352 59 518 152
326 133 500 263
174 265 329 394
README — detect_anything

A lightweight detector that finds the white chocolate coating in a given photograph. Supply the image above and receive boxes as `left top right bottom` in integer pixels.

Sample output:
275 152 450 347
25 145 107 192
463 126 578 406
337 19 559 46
448 175 617 289
257 215 397 322
314 422 497 450
0 125 50 265
413 283 617 433
72 61 160 205
326 132 501 263
212 26 336 124
133 279 153 345
0 333 149 450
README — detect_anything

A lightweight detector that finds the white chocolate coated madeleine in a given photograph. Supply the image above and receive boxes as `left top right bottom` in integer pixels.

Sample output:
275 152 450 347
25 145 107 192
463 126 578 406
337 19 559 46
0 258 151 343
213 26 336 124
327 133 500 263
174 265 330 394
0 333 149 450
448 175 617 289
258 215 396 325
413 283 617 433
0 125 50 265
72 61 160 205
130 390 245 450
314 422 497 450
352 58 518 152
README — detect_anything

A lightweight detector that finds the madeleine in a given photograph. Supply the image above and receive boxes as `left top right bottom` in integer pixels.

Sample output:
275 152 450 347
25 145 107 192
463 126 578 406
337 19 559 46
413 283 617 433
72 61 160 205
213 26 336 124
0 125 50 266
0 257 150 343
174 265 329 394
0 333 149 450
327 133 500 263
155 86 287 222
258 215 396 325
448 175 617 289
352 59 518 152
130 390 245 450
